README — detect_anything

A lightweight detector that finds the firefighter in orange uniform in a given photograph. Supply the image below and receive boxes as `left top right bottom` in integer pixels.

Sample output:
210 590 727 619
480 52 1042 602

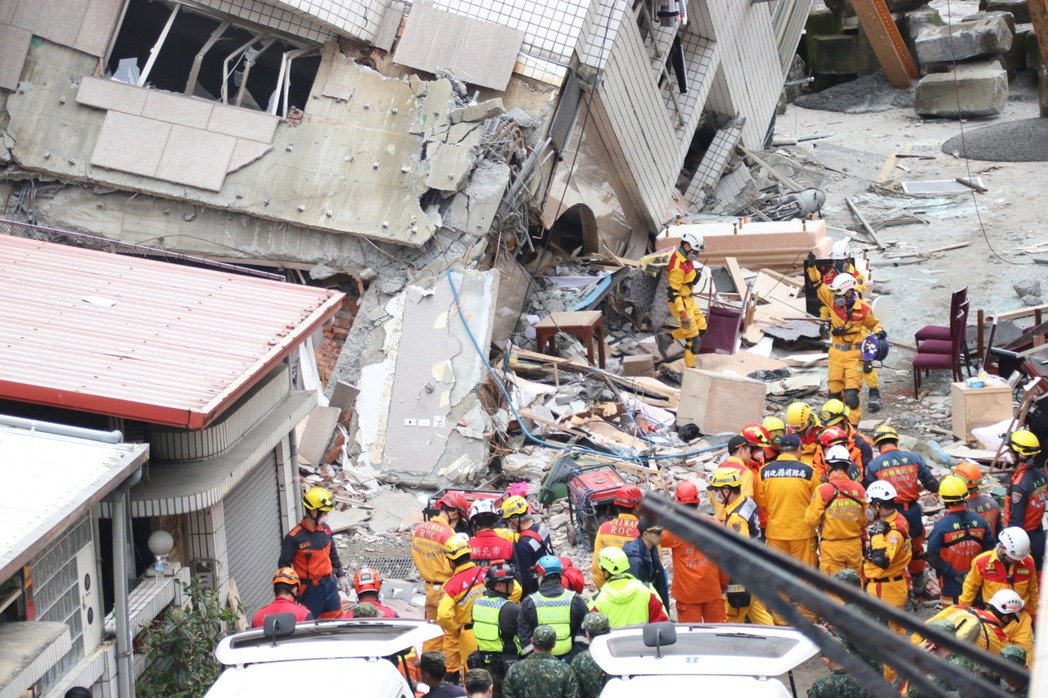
591 486 643 587
665 482 728 622
862 481 912 614
709 436 758 522
278 487 348 620
756 434 817 567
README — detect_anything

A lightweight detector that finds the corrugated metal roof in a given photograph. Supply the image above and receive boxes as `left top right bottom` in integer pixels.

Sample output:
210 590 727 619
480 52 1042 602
0 423 149 581
0 234 344 428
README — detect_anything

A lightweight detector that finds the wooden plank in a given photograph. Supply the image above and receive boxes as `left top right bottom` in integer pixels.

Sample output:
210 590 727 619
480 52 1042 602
851 0 918 88
739 146 802 192
846 197 887 251
724 256 747 295
1028 0 1048 70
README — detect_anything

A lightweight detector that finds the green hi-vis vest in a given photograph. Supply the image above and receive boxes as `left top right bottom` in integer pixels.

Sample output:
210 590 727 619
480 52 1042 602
472 595 520 654
592 576 651 628
532 589 575 656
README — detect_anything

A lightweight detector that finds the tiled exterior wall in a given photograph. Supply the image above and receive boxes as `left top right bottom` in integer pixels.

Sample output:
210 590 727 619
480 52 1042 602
184 502 228 594
685 117 744 207
188 0 337 42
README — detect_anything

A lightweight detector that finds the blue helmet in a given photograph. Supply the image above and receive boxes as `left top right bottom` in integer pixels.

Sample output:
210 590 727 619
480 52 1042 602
534 555 562 578
861 334 889 363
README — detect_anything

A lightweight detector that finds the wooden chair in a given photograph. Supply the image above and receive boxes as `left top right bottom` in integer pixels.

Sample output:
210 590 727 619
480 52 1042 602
916 298 975 376
913 302 969 394
914 287 967 343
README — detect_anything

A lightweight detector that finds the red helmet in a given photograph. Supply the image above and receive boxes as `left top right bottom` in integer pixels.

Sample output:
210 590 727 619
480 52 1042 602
436 491 469 516
819 425 849 449
741 424 772 449
353 568 382 595
675 481 700 505
614 485 644 508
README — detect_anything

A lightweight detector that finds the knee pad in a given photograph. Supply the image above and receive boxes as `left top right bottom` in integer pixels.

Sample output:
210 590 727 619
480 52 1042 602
844 389 860 409
828 391 843 400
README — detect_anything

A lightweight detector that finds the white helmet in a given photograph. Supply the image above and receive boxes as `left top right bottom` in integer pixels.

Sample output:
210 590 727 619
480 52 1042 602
866 480 897 503
829 240 851 260
680 231 704 251
469 499 497 521
998 527 1031 560
824 444 852 464
988 588 1025 615
830 273 857 295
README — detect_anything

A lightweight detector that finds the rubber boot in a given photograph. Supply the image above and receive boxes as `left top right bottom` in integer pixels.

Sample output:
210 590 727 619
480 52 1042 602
868 388 882 413
683 349 696 368
655 333 672 361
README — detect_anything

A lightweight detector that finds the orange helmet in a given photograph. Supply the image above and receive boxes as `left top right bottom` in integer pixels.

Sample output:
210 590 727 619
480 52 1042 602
353 567 382 595
272 567 300 588
675 481 700 505
741 424 772 449
614 485 643 508
953 461 982 490
819 425 849 449
436 491 469 516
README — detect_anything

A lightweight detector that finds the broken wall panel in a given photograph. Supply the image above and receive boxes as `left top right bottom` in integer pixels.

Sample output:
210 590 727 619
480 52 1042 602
6 40 444 247
354 269 499 485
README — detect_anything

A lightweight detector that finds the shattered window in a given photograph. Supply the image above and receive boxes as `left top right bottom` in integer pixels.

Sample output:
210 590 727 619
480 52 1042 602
105 0 320 115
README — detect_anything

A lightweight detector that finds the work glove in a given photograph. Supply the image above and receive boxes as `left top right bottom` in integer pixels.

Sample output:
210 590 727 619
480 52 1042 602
680 314 693 331
867 520 889 538
876 330 887 340
337 572 351 595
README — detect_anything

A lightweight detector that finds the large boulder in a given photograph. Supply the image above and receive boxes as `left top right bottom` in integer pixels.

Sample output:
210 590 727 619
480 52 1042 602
915 17 1013 66
915 62 1008 118
983 0 1031 24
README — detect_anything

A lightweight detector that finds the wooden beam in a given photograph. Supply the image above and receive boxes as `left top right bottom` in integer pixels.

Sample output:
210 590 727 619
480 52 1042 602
1029 0 1048 70
845 197 887 251
851 0 919 88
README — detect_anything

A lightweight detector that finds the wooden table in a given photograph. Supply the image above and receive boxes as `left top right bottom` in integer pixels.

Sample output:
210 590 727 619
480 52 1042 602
534 311 606 368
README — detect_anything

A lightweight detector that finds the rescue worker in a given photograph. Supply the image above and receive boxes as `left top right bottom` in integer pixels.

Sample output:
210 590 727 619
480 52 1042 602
251 567 314 628
468 500 518 569
757 434 818 567
1000 644 1029 695
466 669 495 698
500 495 554 595
664 482 727 622
785 401 820 466
804 444 867 575
707 467 773 625
817 399 874 467
349 602 379 617
517 556 588 660
806 633 875 698
664 231 707 368
904 619 977 698
960 527 1039 617
419 652 467 698
591 485 643 587
865 425 940 583
954 460 1002 536
502 626 581 698
622 520 669 610
437 491 473 535
740 423 774 470
863 481 912 615
278 486 348 620
814 272 885 426
925 475 995 604
709 435 757 522
469 562 522 696
761 416 787 461
813 424 863 483
985 590 1034 658
588 547 669 627
569 613 610 698
349 567 398 618
918 592 1024 657
413 492 462 651
439 534 522 682
1002 430 1046 570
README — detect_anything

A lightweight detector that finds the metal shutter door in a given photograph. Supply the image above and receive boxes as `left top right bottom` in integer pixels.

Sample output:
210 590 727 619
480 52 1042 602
224 455 282 617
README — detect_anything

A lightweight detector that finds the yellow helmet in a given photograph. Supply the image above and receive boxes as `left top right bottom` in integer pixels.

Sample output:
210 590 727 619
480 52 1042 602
499 495 529 518
598 546 630 576
938 475 969 504
762 416 786 439
819 399 849 426
1008 430 1041 458
785 402 814 430
302 486 335 512
871 425 899 446
709 467 743 489
444 533 472 561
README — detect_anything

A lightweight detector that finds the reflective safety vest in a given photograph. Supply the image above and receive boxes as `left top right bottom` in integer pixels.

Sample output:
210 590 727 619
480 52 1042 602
532 589 574 656
591 576 652 628
472 595 520 654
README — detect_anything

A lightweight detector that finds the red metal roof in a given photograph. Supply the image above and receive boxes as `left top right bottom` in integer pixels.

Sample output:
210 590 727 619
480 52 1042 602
0 234 344 428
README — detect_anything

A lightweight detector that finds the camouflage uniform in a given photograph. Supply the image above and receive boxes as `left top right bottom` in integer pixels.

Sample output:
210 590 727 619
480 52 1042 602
807 670 874 697
570 611 610 698
503 627 581 698
904 654 977 698
1000 644 1027 696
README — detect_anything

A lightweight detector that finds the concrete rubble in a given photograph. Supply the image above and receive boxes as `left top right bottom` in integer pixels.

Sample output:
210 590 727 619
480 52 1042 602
915 62 1010 118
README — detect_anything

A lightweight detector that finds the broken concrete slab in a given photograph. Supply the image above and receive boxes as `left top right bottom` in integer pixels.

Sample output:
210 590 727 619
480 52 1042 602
329 380 360 411
373 1 406 52
425 142 476 192
451 98 506 124
984 0 1031 24
914 17 1013 67
327 507 370 533
444 160 511 234
0 25 32 91
905 8 942 59
368 490 424 533
622 354 656 378
298 406 342 466
915 62 1008 118
492 250 530 346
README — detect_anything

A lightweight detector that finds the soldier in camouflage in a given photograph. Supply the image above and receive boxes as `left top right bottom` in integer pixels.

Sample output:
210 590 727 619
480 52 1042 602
807 634 874 698
904 619 976 698
831 569 884 674
570 612 610 698
503 625 580 698
999 644 1027 696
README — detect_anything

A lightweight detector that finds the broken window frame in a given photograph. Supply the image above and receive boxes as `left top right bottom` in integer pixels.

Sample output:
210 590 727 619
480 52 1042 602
632 1 685 129
107 0 320 115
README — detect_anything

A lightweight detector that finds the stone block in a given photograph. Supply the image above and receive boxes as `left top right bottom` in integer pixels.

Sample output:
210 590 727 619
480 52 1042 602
806 6 844 38
142 89 214 129
915 17 1013 66
905 8 942 59
450 98 506 124
91 112 170 177
622 354 656 378
984 0 1030 23
0 25 31 92
1022 25 1044 72
915 62 1008 118
207 103 279 142
155 125 235 191
425 141 475 192
809 33 880 75
77 76 148 114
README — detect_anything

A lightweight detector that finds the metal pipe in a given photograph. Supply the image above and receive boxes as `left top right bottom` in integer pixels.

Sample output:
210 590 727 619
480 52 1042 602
138 2 181 87
221 31 267 104
0 414 122 443
110 470 141 698
184 19 231 95
642 495 1025 695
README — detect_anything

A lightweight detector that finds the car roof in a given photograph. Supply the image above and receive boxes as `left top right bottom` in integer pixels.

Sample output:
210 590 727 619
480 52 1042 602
589 623 818 678
600 675 791 696
206 658 409 697
214 618 441 667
